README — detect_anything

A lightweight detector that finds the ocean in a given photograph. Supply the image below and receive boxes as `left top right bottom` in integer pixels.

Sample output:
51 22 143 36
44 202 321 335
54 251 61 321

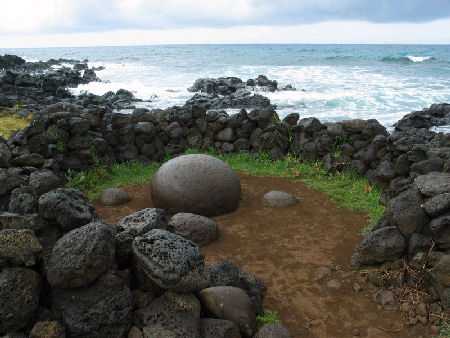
1 44 450 130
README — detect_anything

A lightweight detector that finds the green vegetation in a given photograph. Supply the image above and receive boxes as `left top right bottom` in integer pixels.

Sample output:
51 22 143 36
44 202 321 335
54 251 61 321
0 110 32 139
439 321 450 337
256 309 281 325
66 148 385 234
65 160 160 199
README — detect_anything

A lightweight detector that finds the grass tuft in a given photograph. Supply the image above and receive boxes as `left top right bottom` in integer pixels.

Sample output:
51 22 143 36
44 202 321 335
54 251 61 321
65 159 160 200
256 309 281 325
439 321 450 337
65 148 385 234
0 110 32 139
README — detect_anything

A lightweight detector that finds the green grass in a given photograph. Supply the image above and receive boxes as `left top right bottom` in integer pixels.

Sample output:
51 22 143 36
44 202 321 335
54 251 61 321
65 148 385 234
256 309 281 325
65 160 160 199
0 110 32 139
439 321 450 337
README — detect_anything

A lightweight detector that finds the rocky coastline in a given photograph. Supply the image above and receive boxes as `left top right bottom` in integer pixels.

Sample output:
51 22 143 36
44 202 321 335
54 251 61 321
0 54 449 337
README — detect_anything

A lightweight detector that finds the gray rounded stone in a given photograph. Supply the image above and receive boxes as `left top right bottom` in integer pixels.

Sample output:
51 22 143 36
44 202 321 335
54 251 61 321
132 229 210 292
47 221 115 288
99 188 131 206
168 213 218 246
0 268 42 333
151 154 241 216
262 191 297 207
198 286 257 338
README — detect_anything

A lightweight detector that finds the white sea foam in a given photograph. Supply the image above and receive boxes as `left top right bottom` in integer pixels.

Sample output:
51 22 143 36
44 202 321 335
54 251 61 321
406 55 432 63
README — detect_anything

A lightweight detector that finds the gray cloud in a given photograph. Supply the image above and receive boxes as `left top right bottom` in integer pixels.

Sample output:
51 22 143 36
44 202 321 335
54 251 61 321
3 0 450 34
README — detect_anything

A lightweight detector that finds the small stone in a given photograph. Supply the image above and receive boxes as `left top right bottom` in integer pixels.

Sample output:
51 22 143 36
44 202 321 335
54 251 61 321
99 188 131 206
326 279 341 289
30 321 66 338
352 328 361 336
353 282 362 292
168 213 218 246
262 191 297 208
198 286 256 337
128 326 144 338
312 267 331 282
400 301 411 312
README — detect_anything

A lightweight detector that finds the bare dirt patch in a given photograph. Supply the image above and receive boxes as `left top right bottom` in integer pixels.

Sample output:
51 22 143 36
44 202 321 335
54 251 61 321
93 173 429 337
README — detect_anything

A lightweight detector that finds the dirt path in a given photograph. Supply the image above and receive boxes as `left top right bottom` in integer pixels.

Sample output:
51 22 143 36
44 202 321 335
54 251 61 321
93 173 430 337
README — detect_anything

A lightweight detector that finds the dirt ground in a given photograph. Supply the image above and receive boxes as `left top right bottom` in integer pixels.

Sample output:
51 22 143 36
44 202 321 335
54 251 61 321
93 173 431 338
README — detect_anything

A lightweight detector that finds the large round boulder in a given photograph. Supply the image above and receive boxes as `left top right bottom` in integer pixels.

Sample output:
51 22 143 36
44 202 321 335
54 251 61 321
151 154 241 216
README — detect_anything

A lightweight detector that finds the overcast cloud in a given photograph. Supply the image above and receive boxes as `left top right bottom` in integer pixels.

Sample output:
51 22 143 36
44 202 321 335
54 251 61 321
0 0 449 46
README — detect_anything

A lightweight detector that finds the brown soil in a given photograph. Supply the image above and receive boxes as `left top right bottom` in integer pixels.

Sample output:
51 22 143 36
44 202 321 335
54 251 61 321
93 173 430 338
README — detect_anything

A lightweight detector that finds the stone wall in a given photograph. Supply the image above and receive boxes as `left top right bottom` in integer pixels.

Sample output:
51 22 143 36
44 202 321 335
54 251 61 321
0 87 449 335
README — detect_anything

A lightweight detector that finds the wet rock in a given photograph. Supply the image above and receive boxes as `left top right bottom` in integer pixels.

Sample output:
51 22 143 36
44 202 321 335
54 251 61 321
132 229 210 292
38 188 94 232
128 326 143 338
52 272 133 338
254 323 292 338
200 318 241 338
208 259 241 287
262 191 297 208
151 154 241 216
168 213 218 246
0 229 42 266
29 170 62 196
238 269 267 316
47 221 115 288
198 286 257 337
351 227 406 269
134 292 201 338
414 172 450 197
422 193 450 217
99 188 131 206
388 189 429 236
0 268 42 333
30 321 66 338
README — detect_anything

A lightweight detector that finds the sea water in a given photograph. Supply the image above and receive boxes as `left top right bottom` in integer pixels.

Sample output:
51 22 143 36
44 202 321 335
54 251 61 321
1 44 450 130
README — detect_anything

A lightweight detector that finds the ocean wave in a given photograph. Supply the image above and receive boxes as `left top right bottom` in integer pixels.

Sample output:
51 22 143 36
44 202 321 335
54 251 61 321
381 55 436 64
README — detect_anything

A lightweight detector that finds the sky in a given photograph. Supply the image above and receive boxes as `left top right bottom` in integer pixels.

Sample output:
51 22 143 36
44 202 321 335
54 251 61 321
0 0 449 47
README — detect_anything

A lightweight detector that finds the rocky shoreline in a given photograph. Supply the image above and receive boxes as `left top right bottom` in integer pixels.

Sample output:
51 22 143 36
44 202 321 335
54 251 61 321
0 54 449 337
